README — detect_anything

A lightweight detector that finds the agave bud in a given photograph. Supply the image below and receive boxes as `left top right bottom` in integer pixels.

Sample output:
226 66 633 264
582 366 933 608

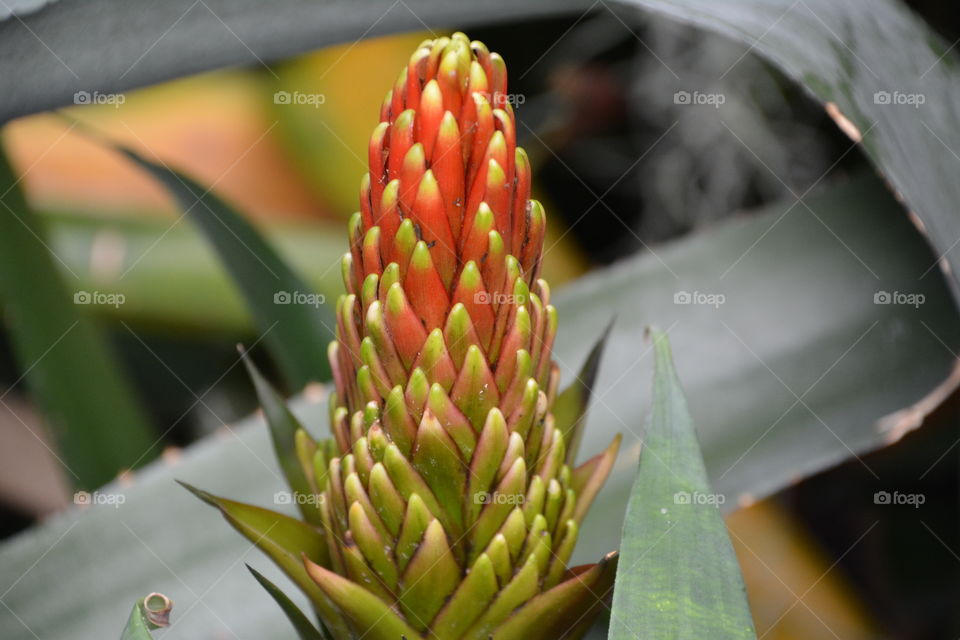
198 32 621 640
301 33 622 639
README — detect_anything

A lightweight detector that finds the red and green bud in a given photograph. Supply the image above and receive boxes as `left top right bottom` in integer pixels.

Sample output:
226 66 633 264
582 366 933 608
196 32 621 640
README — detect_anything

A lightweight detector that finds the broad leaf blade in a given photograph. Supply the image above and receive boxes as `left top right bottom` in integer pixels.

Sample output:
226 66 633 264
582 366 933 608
0 139 156 489
118 146 332 390
609 330 755 639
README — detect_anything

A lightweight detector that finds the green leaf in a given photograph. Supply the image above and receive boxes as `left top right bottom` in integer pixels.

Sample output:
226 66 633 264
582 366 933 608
0 0 585 121
616 0 960 302
561 175 960 563
178 480 353 638
610 330 755 639
116 144 333 390
0 138 156 489
1 179 955 638
552 320 613 464
120 593 172 640
240 350 315 522
247 565 329 640
177 481 329 597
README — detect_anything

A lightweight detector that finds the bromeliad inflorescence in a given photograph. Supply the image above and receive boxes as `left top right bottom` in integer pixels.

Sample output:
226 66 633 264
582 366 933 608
191 32 621 640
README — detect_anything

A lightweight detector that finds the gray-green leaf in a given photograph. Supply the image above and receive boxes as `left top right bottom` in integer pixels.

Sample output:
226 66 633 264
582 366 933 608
609 329 755 639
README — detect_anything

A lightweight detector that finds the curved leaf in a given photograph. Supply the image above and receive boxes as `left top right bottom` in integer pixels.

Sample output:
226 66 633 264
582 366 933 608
616 0 960 303
117 145 333 390
41 208 345 336
0 0 586 122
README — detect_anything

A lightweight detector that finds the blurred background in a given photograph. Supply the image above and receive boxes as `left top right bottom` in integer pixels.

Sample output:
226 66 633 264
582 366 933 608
1 3 959 638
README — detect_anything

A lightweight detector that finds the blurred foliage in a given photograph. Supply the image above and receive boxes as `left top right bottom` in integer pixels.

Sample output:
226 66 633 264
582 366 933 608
0 143 158 490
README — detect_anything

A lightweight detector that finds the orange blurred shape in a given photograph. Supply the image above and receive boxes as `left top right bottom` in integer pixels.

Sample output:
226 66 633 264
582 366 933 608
3 70 323 221
728 500 878 640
